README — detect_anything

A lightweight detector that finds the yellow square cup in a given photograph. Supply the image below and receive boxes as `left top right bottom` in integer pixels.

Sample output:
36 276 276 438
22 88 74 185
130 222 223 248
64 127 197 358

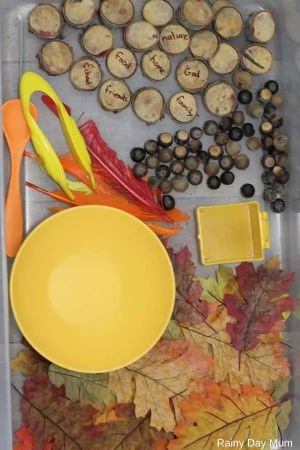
196 201 271 266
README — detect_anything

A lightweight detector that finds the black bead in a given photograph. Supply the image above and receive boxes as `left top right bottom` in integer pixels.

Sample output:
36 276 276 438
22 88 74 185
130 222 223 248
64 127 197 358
155 165 170 180
221 171 235 185
174 130 189 145
198 150 210 165
190 127 203 140
146 155 159 169
162 195 175 211
271 115 284 129
263 187 277 203
242 123 255 137
271 198 285 213
219 155 234 171
170 160 185 175
207 176 221 190
215 132 229 146
264 103 276 120
174 145 188 160
262 170 276 185
148 176 160 188
241 183 255 198
187 139 202 153
219 116 233 132
232 111 245 126
265 80 279 95
158 132 173 147
229 127 244 142
204 120 219 136
276 168 290 184
133 163 148 178
188 170 203 185
261 136 274 151
238 90 253 105
131 147 146 162
158 147 173 163
144 140 158 155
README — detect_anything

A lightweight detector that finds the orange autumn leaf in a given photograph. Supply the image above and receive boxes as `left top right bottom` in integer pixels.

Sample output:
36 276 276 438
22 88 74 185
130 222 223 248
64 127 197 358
14 427 33 450
93 407 126 425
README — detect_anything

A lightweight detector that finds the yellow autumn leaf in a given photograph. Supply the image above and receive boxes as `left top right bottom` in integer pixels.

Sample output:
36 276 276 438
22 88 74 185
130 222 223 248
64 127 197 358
10 349 39 375
93 408 125 425
168 384 280 450
199 266 238 303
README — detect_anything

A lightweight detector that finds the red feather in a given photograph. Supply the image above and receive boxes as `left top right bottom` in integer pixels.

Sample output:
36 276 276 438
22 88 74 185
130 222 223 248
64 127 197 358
41 95 72 118
80 120 172 222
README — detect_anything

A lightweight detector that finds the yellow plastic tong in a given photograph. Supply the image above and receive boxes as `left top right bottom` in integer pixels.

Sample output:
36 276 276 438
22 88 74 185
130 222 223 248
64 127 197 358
20 72 95 199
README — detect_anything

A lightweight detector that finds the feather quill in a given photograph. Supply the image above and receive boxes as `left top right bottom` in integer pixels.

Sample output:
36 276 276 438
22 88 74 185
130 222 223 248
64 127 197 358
79 120 172 222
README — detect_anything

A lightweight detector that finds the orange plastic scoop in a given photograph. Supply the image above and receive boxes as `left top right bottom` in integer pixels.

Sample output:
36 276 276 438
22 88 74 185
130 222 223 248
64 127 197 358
2 99 38 257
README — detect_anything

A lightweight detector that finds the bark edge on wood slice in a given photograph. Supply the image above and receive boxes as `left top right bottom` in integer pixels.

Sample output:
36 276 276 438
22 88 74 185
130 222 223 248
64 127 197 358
246 10 276 44
189 29 220 61
106 47 137 79
242 44 273 74
100 0 135 28
39 40 74 76
142 0 174 27
98 79 131 112
62 0 97 28
124 21 159 52
203 81 238 117
132 88 166 124
177 0 213 31
211 0 232 15
141 50 171 81
214 6 244 39
28 3 64 39
168 91 198 123
159 24 190 55
176 58 209 93
70 57 103 91
81 24 113 57
209 42 240 75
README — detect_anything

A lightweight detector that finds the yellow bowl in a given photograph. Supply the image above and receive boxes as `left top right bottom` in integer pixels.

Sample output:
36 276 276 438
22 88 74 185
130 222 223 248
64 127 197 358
10 206 175 373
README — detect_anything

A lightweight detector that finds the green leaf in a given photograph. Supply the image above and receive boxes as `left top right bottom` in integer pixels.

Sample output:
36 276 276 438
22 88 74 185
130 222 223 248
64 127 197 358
199 265 235 303
293 302 300 319
48 364 116 408
272 377 291 401
163 320 185 340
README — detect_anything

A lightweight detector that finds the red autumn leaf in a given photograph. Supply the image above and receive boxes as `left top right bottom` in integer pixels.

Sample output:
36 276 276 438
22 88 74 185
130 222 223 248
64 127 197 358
14 427 34 450
170 246 216 326
224 259 297 352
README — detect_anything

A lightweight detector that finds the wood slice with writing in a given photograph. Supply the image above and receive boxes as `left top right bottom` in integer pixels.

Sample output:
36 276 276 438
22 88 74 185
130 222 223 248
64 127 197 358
142 0 174 27
189 29 219 61
70 58 102 91
100 0 134 28
168 91 198 123
214 6 244 39
141 50 171 81
246 11 276 44
211 0 232 14
28 4 64 39
124 21 159 52
81 25 113 57
209 42 239 75
133 88 165 124
203 81 238 117
62 0 97 28
99 79 131 112
242 44 273 74
176 58 209 93
39 41 74 76
106 48 137 79
177 0 213 31
159 25 190 55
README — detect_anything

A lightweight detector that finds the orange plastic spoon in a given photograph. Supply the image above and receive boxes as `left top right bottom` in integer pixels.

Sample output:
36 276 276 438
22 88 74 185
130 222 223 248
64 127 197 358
2 99 38 257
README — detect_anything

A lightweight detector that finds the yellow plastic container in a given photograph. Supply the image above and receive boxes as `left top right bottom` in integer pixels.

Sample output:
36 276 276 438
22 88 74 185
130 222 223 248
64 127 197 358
196 201 271 266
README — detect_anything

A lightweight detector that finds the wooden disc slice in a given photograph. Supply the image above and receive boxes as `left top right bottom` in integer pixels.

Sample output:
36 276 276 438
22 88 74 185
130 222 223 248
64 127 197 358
209 42 239 75
28 4 64 39
246 11 276 44
203 81 237 117
99 79 131 112
100 0 134 27
242 44 273 74
176 58 209 93
39 41 73 76
124 21 159 52
142 0 174 27
106 48 137 79
178 0 213 31
70 58 102 91
168 92 198 123
189 29 219 61
211 0 232 14
160 25 190 55
81 25 113 57
63 0 96 28
133 88 165 124
214 6 244 39
141 50 171 81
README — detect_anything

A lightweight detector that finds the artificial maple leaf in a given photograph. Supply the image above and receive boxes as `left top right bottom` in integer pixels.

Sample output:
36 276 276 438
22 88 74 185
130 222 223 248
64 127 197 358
168 383 283 450
170 246 216 326
271 378 293 432
199 265 238 303
163 320 185 340
181 308 290 391
93 406 126 425
108 340 213 432
14 427 34 450
48 364 115 409
224 259 296 352
11 349 41 376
